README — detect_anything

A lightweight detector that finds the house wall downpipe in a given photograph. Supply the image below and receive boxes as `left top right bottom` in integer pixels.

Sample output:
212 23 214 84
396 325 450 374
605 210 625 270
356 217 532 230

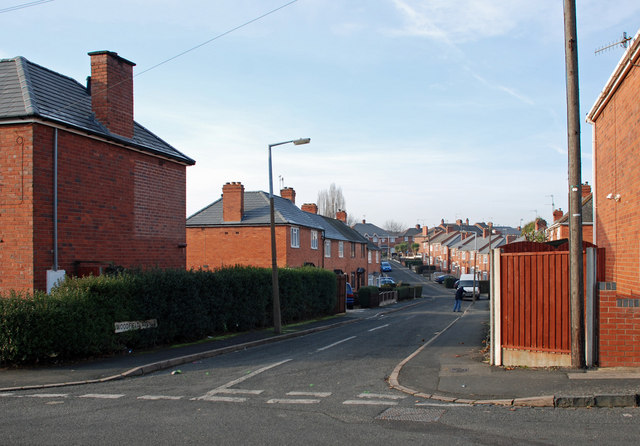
47 128 65 293
53 127 58 271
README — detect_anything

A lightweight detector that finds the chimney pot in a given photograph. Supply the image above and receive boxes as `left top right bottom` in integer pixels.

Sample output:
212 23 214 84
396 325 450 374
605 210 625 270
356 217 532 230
280 187 296 204
88 51 136 138
222 182 244 222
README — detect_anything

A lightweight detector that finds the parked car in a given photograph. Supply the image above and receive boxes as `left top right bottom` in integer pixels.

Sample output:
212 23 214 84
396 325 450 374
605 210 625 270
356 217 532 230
379 277 396 286
381 261 392 272
346 282 354 309
457 273 480 299
435 274 455 284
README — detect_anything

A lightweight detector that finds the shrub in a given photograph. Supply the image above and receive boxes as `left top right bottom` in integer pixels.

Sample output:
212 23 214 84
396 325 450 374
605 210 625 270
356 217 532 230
356 286 379 308
444 276 457 288
0 266 337 365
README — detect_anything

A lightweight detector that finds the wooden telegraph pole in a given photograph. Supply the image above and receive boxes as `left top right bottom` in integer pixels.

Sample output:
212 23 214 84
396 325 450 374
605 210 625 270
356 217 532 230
563 0 585 368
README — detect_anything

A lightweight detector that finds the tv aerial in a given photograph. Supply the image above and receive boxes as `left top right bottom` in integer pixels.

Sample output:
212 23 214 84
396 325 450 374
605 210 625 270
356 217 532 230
595 32 633 55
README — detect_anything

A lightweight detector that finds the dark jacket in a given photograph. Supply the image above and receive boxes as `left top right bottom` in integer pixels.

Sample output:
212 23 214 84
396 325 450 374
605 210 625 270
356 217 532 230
455 286 464 301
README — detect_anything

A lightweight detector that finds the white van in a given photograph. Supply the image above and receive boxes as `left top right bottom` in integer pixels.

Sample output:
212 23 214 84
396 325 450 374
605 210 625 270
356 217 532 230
457 274 480 299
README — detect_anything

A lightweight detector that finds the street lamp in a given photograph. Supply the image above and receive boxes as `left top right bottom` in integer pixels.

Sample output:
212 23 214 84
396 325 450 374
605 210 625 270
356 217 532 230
269 137 311 334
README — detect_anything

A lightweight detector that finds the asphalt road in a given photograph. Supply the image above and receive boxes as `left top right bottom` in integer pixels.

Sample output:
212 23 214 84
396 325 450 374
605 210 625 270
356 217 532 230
2 266 640 444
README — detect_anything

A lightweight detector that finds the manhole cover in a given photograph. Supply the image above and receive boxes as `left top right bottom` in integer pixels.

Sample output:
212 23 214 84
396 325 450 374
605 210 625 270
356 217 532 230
376 407 444 423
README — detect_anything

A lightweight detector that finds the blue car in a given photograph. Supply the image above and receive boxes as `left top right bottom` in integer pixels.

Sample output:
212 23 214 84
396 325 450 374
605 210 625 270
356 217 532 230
381 261 392 272
346 282 354 309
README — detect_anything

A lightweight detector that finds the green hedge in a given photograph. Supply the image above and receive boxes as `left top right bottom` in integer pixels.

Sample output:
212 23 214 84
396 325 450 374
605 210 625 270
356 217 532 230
355 286 379 308
444 276 457 288
0 267 336 365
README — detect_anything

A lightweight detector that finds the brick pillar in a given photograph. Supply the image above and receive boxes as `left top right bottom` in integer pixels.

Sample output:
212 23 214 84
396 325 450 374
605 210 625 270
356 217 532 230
223 182 244 222
88 51 135 138
302 203 318 214
281 187 295 204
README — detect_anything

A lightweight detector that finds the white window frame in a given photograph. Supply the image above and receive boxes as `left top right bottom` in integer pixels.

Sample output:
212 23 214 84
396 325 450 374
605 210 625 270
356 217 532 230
339 241 344 258
368 251 372 264
291 226 300 248
324 239 331 257
311 230 318 250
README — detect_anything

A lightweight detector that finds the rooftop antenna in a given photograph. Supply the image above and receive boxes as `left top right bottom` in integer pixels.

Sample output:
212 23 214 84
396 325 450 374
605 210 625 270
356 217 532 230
595 32 632 55
546 194 555 217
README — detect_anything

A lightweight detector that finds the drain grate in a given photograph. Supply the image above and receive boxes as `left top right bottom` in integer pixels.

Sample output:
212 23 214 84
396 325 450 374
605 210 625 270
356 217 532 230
376 407 445 423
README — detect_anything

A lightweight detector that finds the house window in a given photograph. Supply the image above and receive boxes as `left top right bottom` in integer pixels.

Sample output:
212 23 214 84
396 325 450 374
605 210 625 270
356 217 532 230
351 242 356 258
325 240 331 257
291 227 300 248
373 236 378 243
368 251 372 264
339 241 344 258
390 237 396 243
484 255 488 264
404 236 409 242
311 230 318 250
376 251 380 263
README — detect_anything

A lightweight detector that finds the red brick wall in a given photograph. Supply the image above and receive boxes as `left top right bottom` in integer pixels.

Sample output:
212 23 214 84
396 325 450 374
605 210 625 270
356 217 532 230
0 123 188 293
187 225 323 270
0 124 35 292
592 58 640 366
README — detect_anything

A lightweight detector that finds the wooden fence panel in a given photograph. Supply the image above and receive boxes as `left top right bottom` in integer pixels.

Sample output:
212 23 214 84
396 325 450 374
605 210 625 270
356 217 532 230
500 251 571 353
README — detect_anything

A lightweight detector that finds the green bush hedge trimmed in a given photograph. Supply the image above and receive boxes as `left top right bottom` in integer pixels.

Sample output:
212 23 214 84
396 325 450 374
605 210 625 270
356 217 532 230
355 286 379 308
0 266 336 365
444 276 457 288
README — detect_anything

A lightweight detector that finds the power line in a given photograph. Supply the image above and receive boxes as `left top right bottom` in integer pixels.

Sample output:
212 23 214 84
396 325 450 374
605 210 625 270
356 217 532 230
28 0 301 120
135 0 299 78
0 0 54 14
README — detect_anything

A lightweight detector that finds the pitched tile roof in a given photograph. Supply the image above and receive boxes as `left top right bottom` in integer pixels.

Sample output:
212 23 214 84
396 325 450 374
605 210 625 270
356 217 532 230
0 56 194 165
187 191 324 230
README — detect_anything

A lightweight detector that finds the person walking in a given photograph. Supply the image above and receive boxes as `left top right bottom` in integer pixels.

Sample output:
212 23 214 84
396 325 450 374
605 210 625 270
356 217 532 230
454 285 463 312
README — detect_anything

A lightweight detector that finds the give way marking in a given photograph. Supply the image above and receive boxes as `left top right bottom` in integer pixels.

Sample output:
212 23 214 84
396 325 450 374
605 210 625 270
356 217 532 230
193 359 292 403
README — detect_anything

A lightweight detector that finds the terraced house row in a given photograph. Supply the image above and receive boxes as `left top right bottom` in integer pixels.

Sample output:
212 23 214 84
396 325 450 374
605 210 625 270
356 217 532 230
186 182 380 290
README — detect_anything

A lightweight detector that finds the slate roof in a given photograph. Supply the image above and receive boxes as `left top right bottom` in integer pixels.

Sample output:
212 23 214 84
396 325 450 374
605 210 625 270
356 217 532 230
187 191 324 230
352 222 391 238
0 56 194 165
320 216 370 244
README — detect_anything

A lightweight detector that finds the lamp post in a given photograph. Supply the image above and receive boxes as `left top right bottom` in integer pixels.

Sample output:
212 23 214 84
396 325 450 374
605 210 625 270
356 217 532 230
269 137 311 334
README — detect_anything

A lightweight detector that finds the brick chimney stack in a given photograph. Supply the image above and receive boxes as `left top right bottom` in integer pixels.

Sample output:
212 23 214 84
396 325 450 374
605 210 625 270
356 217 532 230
582 182 592 198
302 203 318 214
422 226 429 236
222 182 244 222
88 51 135 138
553 208 564 222
280 187 296 204
336 209 347 223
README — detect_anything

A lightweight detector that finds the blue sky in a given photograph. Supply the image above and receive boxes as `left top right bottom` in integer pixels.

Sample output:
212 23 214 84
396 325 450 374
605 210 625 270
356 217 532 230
3 0 640 229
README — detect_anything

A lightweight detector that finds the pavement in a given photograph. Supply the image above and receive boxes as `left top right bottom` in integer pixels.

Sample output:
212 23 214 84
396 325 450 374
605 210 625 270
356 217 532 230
2 284 640 408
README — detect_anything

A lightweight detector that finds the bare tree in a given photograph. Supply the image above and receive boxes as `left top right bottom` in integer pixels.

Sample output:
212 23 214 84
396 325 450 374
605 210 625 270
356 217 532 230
384 220 405 234
317 183 346 218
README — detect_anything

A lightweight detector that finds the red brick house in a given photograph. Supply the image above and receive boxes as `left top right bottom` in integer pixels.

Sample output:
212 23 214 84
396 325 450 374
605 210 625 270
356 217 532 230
186 183 376 289
0 51 195 293
587 29 640 367
546 183 593 243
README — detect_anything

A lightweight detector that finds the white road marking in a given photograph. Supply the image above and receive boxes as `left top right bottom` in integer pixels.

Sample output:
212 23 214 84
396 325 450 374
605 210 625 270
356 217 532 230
25 393 68 398
316 336 356 352
267 398 320 404
194 395 247 403
138 395 183 400
367 324 389 332
343 400 399 406
286 391 331 398
195 359 291 401
0 393 14 397
216 388 264 395
79 394 124 399
358 393 406 400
